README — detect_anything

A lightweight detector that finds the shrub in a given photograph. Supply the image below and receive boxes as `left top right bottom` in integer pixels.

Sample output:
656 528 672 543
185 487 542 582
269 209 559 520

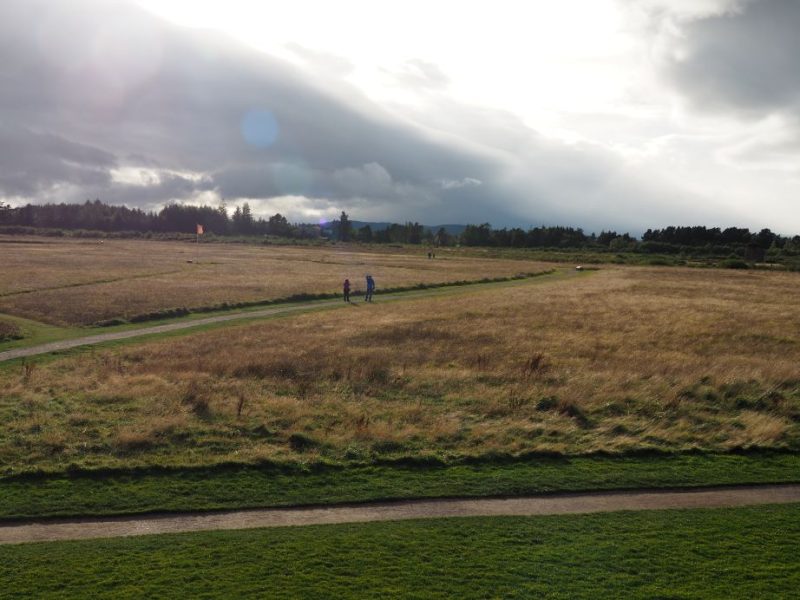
720 259 749 269
559 400 593 429
344 443 369 460
182 382 211 417
365 365 391 384
536 396 559 411
129 307 190 323
0 319 23 342
371 439 407 454
114 430 156 453
647 258 671 266
288 432 319 452
96 318 128 327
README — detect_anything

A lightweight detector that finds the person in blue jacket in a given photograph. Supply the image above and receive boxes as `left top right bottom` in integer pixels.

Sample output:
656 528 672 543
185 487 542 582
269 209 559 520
365 274 375 302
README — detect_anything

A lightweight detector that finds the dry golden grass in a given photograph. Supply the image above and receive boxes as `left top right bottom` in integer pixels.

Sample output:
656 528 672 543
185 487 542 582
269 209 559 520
1 266 799 473
0 236 551 326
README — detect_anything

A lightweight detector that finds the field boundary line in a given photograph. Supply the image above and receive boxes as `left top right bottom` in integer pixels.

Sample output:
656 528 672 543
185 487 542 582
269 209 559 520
1 483 798 545
0 269 185 298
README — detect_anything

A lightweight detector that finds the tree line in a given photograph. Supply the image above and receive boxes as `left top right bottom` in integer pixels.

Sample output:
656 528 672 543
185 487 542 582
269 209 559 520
338 218 799 255
0 199 317 238
1 200 798 255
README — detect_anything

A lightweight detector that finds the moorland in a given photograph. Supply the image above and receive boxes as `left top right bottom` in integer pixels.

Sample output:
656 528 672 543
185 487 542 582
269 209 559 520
1 249 798 475
0 237 552 326
3 234 800 598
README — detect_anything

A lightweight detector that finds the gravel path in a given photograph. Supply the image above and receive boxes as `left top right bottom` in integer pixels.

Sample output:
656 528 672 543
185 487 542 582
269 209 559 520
0 289 465 363
2 484 798 545
0 302 325 363
0 272 568 363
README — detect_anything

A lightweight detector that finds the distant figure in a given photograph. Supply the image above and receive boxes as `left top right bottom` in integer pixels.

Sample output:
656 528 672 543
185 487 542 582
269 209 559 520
427 252 432 259
365 274 375 302
343 278 351 302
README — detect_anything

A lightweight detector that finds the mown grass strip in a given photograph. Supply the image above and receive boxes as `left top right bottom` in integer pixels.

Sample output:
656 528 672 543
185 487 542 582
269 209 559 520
0 313 83 351
2 451 799 520
0 269 184 298
2 503 799 598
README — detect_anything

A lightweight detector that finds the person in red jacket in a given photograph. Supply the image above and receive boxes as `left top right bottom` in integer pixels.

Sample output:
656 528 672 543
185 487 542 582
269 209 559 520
343 278 351 302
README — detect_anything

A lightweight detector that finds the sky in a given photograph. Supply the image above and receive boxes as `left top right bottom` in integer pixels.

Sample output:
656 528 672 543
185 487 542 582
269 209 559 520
1 0 799 233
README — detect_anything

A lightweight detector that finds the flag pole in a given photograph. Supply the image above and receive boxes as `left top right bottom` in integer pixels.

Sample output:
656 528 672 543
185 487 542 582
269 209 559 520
195 223 203 263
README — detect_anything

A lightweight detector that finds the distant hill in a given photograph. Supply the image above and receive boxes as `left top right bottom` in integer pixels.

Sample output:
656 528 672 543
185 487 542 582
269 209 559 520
327 221 467 235
348 221 393 232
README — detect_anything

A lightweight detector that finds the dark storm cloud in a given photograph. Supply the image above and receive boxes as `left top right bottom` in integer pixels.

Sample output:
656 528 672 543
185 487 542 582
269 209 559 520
0 0 491 203
662 0 800 116
0 0 720 231
0 126 115 195
100 172 216 208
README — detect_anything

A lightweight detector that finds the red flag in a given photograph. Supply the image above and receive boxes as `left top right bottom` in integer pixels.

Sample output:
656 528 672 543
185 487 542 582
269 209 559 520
196 224 204 235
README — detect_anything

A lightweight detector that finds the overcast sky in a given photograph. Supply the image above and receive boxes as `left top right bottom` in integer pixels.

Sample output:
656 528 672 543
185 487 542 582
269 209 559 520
1 0 799 233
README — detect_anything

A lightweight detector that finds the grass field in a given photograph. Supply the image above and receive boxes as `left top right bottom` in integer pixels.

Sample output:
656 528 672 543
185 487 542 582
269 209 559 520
1 265 798 475
3 503 799 598
3 238 800 598
0 236 552 326
2 452 799 520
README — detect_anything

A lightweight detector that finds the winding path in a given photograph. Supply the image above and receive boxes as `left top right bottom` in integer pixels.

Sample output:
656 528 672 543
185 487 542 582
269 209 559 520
0 302 323 363
0 272 567 363
2 484 798 545
0 292 447 363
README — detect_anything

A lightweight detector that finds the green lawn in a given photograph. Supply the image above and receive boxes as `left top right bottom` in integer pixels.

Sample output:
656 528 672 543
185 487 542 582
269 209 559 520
3 503 799 598
0 313 83 351
2 451 799 520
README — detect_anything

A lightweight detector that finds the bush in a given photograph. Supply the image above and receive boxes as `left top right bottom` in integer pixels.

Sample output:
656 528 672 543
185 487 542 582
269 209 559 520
647 258 672 266
96 318 128 327
558 400 592 429
536 396 559 411
0 319 23 342
182 382 211 417
114 430 156 453
720 259 749 269
129 307 190 323
288 432 320 452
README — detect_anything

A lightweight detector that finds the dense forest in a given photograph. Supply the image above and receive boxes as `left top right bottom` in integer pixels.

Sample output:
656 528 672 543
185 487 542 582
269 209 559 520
0 199 315 238
1 200 799 258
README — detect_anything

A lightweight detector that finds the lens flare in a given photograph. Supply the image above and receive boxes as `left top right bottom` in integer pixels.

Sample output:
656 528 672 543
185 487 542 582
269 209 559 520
240 109 279 148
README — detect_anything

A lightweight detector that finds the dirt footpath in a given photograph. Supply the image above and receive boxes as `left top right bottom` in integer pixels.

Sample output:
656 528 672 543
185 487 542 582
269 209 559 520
2 484 798 545
0 275 557 363
0 302 320 363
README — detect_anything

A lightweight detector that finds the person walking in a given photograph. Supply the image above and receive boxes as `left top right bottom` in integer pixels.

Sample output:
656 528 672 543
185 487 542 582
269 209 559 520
343 278 351 302
365 274 375 302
